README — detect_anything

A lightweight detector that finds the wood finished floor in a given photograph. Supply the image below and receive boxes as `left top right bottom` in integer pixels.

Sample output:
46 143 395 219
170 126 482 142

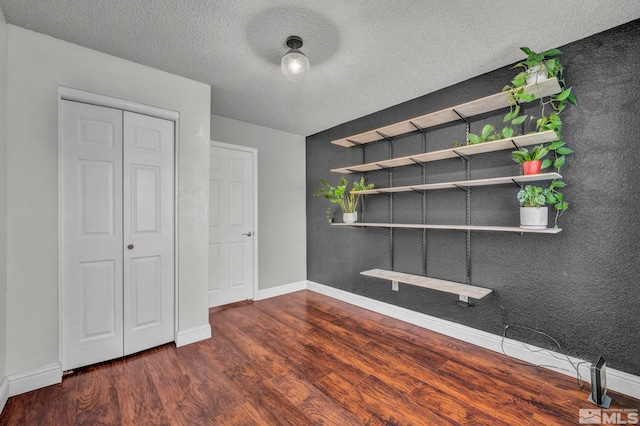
1 290 639 425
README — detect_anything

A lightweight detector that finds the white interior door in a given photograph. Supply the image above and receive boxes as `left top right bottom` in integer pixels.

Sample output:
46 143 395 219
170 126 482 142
209 144 255 307
61 100 175 371
61 101 125 370
123 111 175 355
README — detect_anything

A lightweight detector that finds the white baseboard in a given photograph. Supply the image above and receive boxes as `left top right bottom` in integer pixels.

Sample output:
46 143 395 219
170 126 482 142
255 281 307 301
175 323 212 347
0 376 9 414
306 281 640 400
7 363 62 398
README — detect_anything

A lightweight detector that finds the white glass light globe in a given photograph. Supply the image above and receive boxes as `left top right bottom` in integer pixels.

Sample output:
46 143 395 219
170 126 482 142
281 49 309 82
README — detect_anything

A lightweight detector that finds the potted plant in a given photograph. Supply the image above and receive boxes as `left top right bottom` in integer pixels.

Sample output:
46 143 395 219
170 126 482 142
513 46 564 85
517 184 566 229
502 47 576 131
517 185 551 229
467 124 514 145
511 144 549 175
313 176 374 223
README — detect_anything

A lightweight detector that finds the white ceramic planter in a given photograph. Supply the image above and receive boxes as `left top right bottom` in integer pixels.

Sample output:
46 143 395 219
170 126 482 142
343 212 358 224
520 207 548 229
526 64 549 85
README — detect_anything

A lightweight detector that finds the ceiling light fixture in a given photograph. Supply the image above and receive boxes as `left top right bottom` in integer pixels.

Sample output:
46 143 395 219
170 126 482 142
281 36 309 82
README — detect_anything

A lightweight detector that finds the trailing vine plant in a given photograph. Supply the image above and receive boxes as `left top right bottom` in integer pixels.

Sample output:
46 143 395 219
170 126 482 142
502 47 577 227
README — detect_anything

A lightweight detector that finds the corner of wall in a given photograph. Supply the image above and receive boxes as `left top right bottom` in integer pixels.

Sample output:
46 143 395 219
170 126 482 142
0 3 10 399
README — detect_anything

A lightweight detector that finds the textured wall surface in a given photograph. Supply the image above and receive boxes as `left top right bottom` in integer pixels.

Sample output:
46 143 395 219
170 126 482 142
307 19 640 376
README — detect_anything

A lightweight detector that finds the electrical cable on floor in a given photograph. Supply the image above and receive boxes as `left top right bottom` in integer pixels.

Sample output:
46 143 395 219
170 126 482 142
500 324 588 389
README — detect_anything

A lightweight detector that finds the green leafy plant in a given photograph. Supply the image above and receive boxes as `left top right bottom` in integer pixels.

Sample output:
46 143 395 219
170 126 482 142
517 185 553 207
468 124 514 145
511 141 573 170
313 176 374 222
504 47 576 227
511 145 549 164
541 140 573 171
517 184 568 228
514 47 565 82
503 47 577 136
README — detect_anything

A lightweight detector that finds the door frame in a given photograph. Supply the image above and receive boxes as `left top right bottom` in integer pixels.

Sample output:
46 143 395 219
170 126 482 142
57 86 180 370
209 141 259 302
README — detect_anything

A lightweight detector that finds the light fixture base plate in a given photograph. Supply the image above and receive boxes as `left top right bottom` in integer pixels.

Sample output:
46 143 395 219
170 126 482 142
286 36 303 50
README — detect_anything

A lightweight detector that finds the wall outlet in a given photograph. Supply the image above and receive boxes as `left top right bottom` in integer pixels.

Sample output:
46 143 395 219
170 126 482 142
392 280 399 291
458 295 469 303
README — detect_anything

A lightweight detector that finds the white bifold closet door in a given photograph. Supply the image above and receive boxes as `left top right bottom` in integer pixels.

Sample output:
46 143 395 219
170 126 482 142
61 100 175 371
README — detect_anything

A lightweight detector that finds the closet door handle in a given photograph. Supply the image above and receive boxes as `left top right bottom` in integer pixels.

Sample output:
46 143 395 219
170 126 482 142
127 244 134 250
242 232 253 237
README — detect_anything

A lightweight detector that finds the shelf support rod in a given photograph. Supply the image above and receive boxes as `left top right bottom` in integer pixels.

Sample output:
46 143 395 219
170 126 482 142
510 139 522 150
377 131 393 143
452 108 469 123
452 150 470 163
360 144 366 222
464 113 472 288
452 184 469 192
510 178 523 189
344 168 365 175
346 139 365 147
421 131 428 277
375 164 394 172
409 158 426 168
409 121 426 133
388 137 394 272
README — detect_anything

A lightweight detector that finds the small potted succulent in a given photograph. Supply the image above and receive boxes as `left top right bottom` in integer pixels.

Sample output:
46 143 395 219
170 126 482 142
313 176 374 223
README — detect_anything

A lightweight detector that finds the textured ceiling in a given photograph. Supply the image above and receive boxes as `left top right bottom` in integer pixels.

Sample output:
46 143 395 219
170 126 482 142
1 0 639 136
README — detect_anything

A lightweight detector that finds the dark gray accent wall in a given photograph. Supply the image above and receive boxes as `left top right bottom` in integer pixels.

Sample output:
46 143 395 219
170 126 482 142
306 19 640 376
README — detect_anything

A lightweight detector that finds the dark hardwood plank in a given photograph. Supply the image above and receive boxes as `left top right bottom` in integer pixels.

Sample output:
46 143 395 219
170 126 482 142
224 362 316 426
111 355 172 425
213 401 267 425
211 322 289 379
315 372 456 426
270 371 363 425
2 290 639 426
238 322 337 384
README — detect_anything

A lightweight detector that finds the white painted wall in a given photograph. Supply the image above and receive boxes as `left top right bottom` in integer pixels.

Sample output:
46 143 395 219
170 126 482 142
5 25 211 377
0 6 8 393
210 115 306 290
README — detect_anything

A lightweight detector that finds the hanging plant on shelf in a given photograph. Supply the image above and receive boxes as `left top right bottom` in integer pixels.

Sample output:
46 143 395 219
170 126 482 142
503 47 576 227
313 176 374 224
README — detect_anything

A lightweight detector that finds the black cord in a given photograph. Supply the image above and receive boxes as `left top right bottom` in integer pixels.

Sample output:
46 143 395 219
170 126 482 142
501 324 588 388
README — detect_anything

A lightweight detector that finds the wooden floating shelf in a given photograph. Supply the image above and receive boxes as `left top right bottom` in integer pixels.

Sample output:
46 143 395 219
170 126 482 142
331 78 561 147
353 172 562 194
331 131 558 174
332 223 562 234
361 268 492 299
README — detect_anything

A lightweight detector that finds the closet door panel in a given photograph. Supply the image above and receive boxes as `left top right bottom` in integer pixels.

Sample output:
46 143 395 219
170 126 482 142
123 111 175 355
61 100 124 370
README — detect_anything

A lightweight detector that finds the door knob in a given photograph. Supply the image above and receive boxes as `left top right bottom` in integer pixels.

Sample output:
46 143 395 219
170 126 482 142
242 231 253 237
127 244 134 249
